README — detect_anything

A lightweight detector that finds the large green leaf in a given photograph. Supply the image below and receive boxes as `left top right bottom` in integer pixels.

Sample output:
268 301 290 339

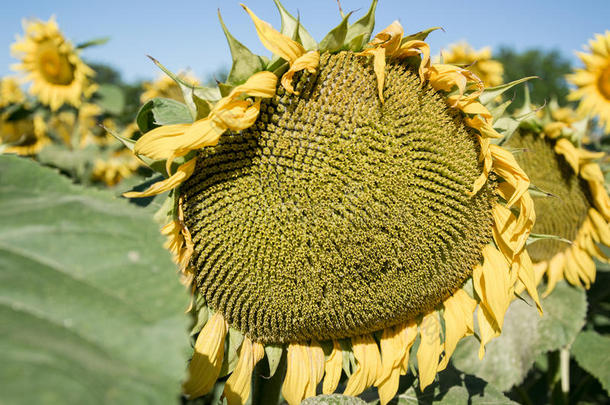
136 97 193 134
301 394 367 404
385 367 517 404
0 156 189 404
571 331 610 395
452 281 587 391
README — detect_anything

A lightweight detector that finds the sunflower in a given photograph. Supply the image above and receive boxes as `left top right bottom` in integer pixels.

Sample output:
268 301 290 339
506 105 610 296
123 2 540 404
92 123 142 186
439 42 504 87
0 77 25 107
140 73 200 103
567 31 610 133
0 113 48 155
11 17 94 111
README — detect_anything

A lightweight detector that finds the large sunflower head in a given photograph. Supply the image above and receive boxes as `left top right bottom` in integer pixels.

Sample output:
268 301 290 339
566 31 610 133
439 42 504 87
506 101 610 296
10 16 94 111
122 2 541 404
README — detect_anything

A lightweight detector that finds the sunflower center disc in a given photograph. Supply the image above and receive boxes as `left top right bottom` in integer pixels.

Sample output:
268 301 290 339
507 132 592 262
37 40 75 85
182 52 495 343
599 66 610 100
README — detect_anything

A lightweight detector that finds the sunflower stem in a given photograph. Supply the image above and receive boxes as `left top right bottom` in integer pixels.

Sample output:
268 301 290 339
560 346 570 399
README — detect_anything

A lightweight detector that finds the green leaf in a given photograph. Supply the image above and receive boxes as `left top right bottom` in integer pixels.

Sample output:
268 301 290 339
136 97 193 134
94 83 125 115
301 394 367 405
572 331 610 395
218 10 266 85
452 281 587 391
272 0 317 50
37 143 99 183
344 0 378 51
319 11 353 53
76 36 110 49
219 327 244 377
401 27 443 44
0 156 189 404
264 344 284 377
479 76 538 106
147 56 198 119
385 367 516 404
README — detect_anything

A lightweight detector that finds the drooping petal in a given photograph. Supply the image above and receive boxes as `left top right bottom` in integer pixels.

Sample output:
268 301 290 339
344 334 382 396
123 158 197 198
282 343 309 405
241 4 305 63
322 340 343 394
133 123 192 160
281 51 320 94
183 312 229 398
439 289 476 370
417 312 441 390
223 338 265 405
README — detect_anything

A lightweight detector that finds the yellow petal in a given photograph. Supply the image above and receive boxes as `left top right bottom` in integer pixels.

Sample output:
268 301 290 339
358 47 386 102
489 144 529 209
395 40 430 82
344 334 382 396
477 305 500 359
225 71 278 100
133 123 192 160
554 138 580 173
399 321 418 374
322 340 343 394
282 343 309 405
241 4 305 63
544 252 566 297
439 289 476 370
563 247 583 287
213 100 261 131
515 251 543 314
589 208 610 245
479 245 512 329
223 338 265 405
304 342 325 399
376 326 408 404
417 312 441 390
281 51 320 94
183 312 229 398
367 21 404 55
123 158 197 198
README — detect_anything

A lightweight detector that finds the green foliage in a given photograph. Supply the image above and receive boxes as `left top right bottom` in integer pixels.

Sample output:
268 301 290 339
452 282 587 391
95 84 126 115
0 156 189 404
494 47 572 109
136 97 193 134
383 367 517 405
301 395 367 405
572 331 610 395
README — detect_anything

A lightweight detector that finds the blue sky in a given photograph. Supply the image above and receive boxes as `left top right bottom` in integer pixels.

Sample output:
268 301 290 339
1 0 608 83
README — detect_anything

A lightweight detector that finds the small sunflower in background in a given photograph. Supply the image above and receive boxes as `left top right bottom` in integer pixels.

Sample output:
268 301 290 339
567 31 610 133
140 73 199 103
0 113 48 155
11 16 94 111
439 42 504 87
120 1 543 404
506 101 610 296
0 77 26 107
91 123 142 186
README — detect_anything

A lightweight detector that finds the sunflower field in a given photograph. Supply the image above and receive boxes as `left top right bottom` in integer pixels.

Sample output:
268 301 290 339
1 1 609 404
